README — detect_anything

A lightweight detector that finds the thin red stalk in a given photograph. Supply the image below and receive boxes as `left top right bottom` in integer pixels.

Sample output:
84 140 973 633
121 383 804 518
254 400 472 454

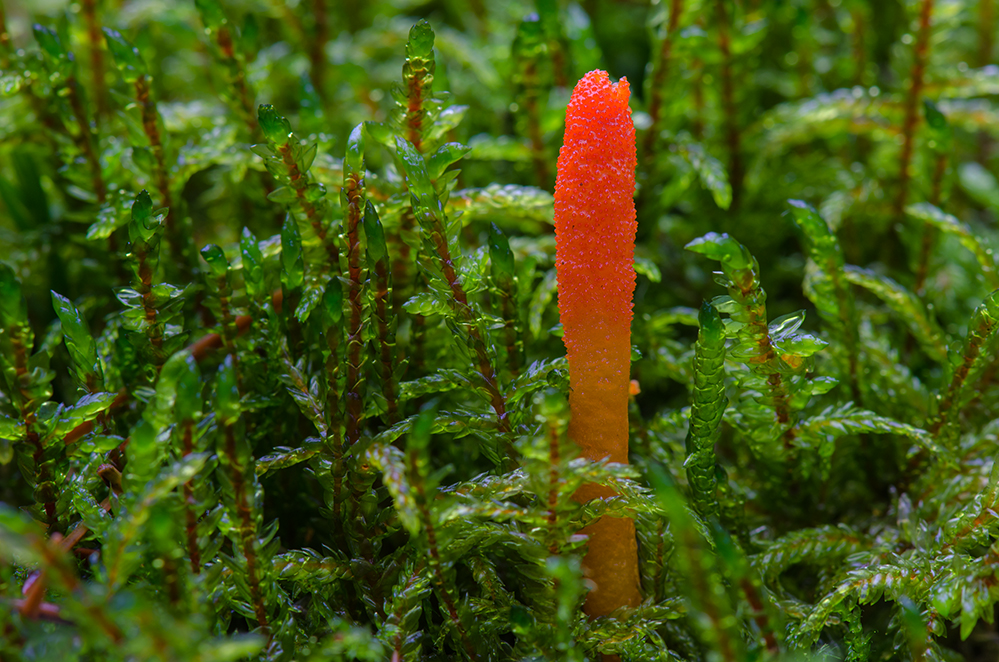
733 272 795 444
133 74 182 268
324 328 344 524
410 450 476 659
223 423 269 631
10 329 56 526
405 66 427 152
980 0 995 66
309 0 329 105
276 140 339 266
181 421 202 574
429 228 510 435
546 421 560 554
644 0 685 159
344 171 365 449
0 1 9 68
372 258 399 423
64 76 106 203
851 7 867 85
499 289 520 378
81 0 108 119
215 25 259 135
894 0 935 221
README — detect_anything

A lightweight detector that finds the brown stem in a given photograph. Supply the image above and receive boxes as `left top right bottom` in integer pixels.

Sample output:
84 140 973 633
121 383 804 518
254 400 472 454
10 328 56 527
344 171 365 449
223 423 269 631
980 0 995 66
894 0 934 221
65 75 106 203
181 421 202 574
410 449 476 659
372 258 399 423
81 0 108 119
428 228 510 437
309 0 329 105
276 140 339 267
546 420 560 554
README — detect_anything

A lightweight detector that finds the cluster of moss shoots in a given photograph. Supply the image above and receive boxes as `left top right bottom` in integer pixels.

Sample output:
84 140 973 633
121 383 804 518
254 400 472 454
3 1 999 661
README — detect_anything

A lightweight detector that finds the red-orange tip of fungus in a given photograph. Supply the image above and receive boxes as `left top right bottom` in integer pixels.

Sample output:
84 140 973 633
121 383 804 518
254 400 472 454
555 70 641 618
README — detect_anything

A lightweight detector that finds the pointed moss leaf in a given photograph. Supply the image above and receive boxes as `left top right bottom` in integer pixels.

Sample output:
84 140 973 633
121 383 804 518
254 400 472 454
769 310 806 339
194 0 229 29
87 205 127 241
958 162 999 215
281 215 304 290
240 227 264 300
450 184 555 228
679 140 732 210
788 199 835 244
427 143 471 182
905 203 999 289
51 291 98 381
267 186 298 204
296 277 328 322
406 19 435 58
323 278 344 324
345 123 365 175
173 352 202 421
774 332 828 358
32 25 64 60
529 267 558 338
844 266 947 362
403 292 451 317
488 223 515 284
201 244 229 278
634 257 662 283
923 99 951 147
103 28 146 82
363 201 387 263
0 264 27 325
258 104 292 144
796 404 950 463
685 232 753 270
395 137 435 203
214 356 241 424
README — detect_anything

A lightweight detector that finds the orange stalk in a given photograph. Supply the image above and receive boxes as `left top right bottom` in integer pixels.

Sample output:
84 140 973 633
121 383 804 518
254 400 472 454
555 70 642 617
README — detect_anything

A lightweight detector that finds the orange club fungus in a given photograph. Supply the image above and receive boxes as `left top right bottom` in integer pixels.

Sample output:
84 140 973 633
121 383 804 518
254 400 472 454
555 70 642 618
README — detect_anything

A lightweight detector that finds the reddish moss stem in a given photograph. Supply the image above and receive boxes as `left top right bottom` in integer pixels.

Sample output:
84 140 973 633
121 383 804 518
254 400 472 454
180 421 202 574
344 171 365 449
428 229 510 436
222 423 269 631
81 0 108 119
10 329 56 526
309 0 329 105
894 0 934 221
410 449 476 659
276 140 339 266
372 258 399 423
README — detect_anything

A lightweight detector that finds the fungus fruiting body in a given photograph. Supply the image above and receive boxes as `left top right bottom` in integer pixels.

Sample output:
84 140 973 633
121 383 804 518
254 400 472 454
555 69 642 617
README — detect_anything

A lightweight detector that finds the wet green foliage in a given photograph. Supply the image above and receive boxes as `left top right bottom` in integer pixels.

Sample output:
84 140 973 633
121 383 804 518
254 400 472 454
3 1 999 661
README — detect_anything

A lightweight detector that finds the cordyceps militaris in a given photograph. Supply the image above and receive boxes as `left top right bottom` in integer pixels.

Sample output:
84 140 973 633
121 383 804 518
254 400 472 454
554 70 642 621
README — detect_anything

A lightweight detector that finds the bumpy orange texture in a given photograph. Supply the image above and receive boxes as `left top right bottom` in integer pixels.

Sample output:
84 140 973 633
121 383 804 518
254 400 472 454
555 70 641 617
